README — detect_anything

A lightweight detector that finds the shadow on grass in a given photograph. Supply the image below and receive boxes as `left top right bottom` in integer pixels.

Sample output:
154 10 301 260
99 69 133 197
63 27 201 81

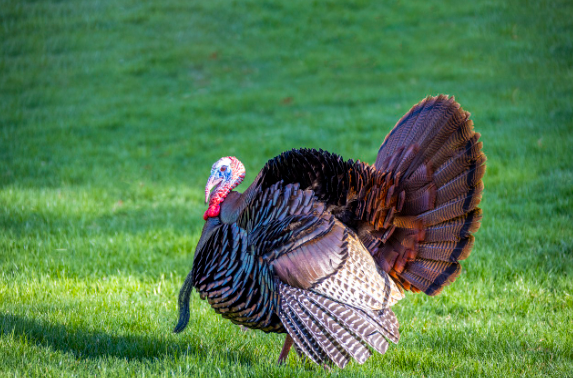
0 313 256 365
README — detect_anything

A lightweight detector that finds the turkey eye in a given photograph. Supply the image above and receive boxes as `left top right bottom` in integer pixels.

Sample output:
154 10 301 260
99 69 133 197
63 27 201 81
220 166 227 172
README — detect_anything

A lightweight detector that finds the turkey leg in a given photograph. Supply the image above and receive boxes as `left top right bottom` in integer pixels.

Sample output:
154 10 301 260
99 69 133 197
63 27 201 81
277 334 294 364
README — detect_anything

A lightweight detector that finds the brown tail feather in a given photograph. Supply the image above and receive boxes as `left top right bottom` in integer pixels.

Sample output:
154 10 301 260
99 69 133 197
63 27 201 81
374 95 485 296
407 259 461 295
400 184 436 215
399 271 435 294
417 236 474 262
429 121 477 169
416 182 483 227
435 164 486 205
434 140 485 188
423 209 482 242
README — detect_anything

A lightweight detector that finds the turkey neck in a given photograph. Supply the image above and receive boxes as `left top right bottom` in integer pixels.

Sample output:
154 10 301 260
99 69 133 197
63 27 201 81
218 172 264 224
218 191 245 224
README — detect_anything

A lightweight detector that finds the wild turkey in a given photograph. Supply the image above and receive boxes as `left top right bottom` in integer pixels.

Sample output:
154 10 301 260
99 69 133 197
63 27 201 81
174 95 486 368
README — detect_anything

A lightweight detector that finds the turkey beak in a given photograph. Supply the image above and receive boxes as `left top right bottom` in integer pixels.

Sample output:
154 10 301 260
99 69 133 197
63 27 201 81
205 176 223 204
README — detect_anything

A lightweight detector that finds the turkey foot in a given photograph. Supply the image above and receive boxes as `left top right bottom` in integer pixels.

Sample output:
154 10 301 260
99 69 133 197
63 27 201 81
277 334 294 364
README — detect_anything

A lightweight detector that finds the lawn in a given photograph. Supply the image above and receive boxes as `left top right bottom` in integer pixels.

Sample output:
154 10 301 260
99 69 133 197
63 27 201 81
1 0 572 376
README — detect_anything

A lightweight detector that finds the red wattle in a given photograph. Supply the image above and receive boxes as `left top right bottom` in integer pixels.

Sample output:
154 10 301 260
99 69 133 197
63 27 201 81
203 204 221 220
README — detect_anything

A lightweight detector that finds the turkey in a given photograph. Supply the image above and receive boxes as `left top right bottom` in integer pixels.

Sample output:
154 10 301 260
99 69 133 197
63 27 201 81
174 95 486 368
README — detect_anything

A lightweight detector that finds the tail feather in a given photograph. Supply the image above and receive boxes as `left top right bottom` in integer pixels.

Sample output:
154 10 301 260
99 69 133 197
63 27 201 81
373 95 485 296
400 269 454 296
399 271 434 293
400 184 436 215
416 181 483 227
435 164 486 205
402 163 434 192
429 120 476 169
377 96 457 168
403 103 464 177
407 259 461 283
417 236 474 262
423 209 482 243
434 138 485 187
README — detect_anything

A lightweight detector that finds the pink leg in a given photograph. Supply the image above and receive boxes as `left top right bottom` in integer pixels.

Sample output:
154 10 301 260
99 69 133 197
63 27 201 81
277 334 294 364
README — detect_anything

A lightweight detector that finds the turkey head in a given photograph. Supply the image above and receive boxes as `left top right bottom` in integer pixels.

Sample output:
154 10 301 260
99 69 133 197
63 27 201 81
203 156 245 220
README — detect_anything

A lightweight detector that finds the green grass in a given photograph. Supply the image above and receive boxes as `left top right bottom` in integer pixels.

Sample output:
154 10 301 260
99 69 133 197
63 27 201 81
1 0 572 376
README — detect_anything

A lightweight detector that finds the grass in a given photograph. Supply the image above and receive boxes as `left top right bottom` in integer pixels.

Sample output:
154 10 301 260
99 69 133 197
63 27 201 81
1 0 572 376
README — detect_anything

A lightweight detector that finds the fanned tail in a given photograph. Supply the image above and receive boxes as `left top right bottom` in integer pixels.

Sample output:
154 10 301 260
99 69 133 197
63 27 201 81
374 95 485 296
278 282 398 368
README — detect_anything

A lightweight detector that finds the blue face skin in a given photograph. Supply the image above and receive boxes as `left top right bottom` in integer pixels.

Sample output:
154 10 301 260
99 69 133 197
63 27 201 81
210 164 232 183
205 161 234 204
